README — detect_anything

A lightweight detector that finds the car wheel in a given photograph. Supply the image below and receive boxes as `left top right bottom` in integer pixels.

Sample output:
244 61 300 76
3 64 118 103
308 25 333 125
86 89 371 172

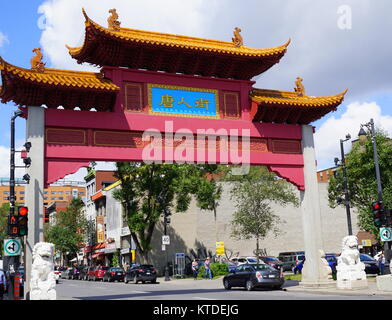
223 279 231 290
273 285 282 290
246 280 254 291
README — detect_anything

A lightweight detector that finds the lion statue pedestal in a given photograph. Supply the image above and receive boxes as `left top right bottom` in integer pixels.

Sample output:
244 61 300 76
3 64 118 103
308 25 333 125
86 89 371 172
336 236 368 290
30 242 57 300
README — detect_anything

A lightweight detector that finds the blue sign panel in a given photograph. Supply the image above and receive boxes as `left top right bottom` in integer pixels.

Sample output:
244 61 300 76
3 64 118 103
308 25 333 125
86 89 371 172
148 84 219 118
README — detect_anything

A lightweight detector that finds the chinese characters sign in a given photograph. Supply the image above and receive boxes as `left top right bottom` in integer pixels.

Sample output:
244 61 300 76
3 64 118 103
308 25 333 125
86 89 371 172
149 84 218 118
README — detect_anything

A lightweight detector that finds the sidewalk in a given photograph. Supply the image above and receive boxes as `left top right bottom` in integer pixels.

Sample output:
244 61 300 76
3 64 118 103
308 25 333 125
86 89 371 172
284 278 392 297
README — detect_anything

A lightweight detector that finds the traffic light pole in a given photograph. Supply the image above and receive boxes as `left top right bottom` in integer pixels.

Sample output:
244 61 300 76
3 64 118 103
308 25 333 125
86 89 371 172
340 138 353 236
164 216 170 281
6 110 23 300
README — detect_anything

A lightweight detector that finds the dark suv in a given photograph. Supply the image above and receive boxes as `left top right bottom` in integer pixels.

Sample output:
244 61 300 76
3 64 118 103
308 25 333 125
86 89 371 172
125 264 158 284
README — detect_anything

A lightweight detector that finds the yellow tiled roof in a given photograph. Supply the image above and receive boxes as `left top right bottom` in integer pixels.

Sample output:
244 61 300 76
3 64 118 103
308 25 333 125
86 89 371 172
67 9 290 58
0 57 119 91
250 88 348 107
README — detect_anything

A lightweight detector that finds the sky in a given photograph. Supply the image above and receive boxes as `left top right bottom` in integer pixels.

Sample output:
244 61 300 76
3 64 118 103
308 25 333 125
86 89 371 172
0 0 391 181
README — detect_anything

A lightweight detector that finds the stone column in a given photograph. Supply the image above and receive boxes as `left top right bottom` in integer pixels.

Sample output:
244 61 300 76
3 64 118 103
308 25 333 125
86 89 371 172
24 106 45 299
299 125 334 288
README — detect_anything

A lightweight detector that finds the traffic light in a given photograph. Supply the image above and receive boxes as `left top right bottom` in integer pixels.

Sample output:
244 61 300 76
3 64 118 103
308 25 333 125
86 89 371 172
163 208 171 224
372 201 385 227
7 214 19 237
17 206 28 236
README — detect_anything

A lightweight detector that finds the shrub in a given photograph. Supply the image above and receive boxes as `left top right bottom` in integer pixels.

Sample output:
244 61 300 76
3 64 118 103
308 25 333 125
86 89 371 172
197 263 229 279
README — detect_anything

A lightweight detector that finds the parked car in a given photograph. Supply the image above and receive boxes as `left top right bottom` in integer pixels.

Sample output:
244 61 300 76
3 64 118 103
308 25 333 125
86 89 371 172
278 251 305 271
125 264 158 284
68 266 84 280
88 266 110 281
78 266 90 280
103 267 126 282
360 254 380 275
231 257 262 266
60 267 71 279
259 256 283 271
221 260 237 272
83 266 95 280
324 253 338 274
53 266 61 283
223 263 284 291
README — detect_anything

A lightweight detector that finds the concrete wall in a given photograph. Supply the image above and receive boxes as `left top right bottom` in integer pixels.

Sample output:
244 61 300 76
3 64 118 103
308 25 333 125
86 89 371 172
147 181 359 272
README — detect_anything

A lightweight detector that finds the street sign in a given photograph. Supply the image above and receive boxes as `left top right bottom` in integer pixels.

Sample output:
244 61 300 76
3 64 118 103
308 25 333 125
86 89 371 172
216 241 225 256
380 227 392 242
162 235 170 245
4 238 22 256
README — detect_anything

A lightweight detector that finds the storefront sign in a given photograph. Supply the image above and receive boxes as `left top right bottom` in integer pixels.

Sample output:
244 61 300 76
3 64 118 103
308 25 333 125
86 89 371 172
96 216 105 243
121 226 131 236
120 248 130 255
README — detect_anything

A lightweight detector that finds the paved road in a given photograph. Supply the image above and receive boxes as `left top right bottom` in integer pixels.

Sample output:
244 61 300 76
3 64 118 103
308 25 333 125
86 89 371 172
56 277 392 300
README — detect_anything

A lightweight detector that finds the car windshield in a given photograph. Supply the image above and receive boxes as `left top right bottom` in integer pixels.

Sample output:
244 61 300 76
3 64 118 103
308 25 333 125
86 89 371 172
141 265 154 268
253 264 276 271
247 258 257 263
264 257 278 262
111 267 123 271
360 254 375 262
325 256 336 262
102 267 110 270
298 255 305 261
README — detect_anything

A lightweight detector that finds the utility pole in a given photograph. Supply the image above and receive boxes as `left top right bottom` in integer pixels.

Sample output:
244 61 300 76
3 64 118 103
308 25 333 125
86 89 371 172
339 134 352 235
4 110 24 300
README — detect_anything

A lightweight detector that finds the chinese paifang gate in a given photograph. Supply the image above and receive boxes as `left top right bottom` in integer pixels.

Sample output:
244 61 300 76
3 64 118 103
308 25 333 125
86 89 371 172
0 8 347 289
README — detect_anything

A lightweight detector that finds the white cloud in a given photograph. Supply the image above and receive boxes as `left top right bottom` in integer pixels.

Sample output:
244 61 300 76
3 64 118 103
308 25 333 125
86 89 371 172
36 0 392 99
314 102 392 169
0 144 25 179
38 0 219 71
61 162 116 182
0 31 9 48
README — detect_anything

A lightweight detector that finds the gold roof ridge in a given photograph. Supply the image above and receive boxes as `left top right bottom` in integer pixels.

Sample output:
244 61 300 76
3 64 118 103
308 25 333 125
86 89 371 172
68 9 290 58
0 56 119 91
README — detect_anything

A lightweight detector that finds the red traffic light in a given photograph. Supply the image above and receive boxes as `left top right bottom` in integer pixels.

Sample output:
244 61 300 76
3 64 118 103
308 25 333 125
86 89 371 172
372 201 381 211
18 206 28 216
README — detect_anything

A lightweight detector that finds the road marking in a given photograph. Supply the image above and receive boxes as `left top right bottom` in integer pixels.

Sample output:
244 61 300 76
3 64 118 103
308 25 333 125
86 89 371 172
131 290 149 294
192 297 216 300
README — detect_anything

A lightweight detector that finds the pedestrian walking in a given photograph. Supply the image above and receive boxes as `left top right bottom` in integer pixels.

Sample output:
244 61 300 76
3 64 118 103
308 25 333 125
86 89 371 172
204 257 213 280
191 259 199 280
378 251 386 275
0 269 7 300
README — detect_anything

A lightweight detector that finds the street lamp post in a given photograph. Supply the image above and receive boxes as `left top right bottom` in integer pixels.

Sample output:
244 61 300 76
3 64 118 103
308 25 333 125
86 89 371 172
334 134 352 236
358 118 391 272
337 134 353 235
163 214 170 281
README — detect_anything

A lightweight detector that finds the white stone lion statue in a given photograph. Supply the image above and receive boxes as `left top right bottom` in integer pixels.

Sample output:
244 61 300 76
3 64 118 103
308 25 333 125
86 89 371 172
30 242 57 300
336 235 367 286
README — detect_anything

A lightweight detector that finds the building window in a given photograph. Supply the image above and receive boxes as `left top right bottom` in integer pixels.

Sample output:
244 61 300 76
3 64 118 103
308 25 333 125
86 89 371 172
44 191 48 194
44 197 48 200
51 197 56 200
58 197 64 200
20 197 24 200
20 191 25 195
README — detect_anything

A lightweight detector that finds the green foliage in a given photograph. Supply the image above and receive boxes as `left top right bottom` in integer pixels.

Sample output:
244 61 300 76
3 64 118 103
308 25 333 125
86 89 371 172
112 251 120 267
228 166 299 242
45 197 87 263
113 163 222 261
328 130 392 239
196 263 229 279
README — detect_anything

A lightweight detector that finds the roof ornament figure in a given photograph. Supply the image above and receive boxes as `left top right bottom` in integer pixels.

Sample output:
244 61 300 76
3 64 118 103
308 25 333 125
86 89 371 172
108 8 121 31
30 48 46 73
294 76 305 96
232 27 243 47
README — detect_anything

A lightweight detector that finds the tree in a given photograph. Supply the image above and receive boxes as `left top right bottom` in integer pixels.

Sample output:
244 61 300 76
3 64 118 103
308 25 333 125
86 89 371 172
328 129 392 238
227 166 299 264
113 163 222 262
45 198 87 265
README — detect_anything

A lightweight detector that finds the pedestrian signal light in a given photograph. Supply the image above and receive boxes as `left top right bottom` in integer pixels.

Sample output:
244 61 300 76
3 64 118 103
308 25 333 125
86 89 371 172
7 215 19 237
17 206 28 236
